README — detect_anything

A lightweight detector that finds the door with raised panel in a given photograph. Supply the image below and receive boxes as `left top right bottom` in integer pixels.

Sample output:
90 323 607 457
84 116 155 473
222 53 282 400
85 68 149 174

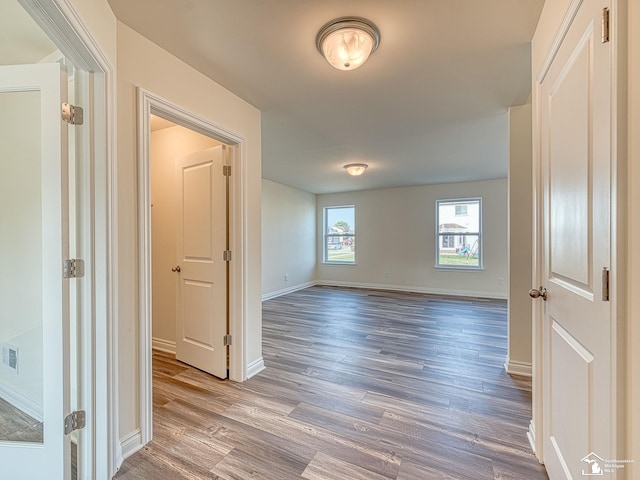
174 145 228 378
0 63 71 478
537 1 614 478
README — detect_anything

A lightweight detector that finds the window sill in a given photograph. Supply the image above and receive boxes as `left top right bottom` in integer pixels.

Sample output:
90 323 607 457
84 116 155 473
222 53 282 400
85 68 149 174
433 265 484 272
322 262 357 266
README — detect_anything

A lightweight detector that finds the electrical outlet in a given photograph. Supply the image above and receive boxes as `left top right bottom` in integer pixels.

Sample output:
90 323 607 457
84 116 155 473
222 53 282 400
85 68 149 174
497 277 505 285
384 272 389 279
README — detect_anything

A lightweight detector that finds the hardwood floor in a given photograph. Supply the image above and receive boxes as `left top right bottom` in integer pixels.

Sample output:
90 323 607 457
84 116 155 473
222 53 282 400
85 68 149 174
115 286 548 479
0 396 43 443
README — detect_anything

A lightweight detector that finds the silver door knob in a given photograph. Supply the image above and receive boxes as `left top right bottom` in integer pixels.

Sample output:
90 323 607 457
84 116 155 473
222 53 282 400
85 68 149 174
529 287 547 301
171 266 181 273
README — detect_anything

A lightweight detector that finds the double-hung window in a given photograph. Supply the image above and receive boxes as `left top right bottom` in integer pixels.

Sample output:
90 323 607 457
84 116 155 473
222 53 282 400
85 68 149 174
436 198 482 268
323 205 355 264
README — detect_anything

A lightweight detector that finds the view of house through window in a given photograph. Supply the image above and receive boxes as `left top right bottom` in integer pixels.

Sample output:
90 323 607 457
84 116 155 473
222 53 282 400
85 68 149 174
324 205 355 263
436 198 482 268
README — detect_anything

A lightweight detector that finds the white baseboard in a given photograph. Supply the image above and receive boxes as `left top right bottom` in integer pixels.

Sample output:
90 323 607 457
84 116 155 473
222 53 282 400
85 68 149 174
527 419 537 457
262 281 317 301
504 357 533 377
114 439 124 474
316 280 508 300
152 337 176 354
120 429 144 461
0 379 43 422
246 357 265 379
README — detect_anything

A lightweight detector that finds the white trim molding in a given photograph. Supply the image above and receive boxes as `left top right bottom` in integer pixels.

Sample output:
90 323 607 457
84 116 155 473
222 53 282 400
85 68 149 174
262 281 317 301
119 429 143 461
504 358 532 378
136 87 250 450
316 280 508 300
0 381 43 422
527 420 538 458
152 337 176 355
18 0 118 478
246 357 265 379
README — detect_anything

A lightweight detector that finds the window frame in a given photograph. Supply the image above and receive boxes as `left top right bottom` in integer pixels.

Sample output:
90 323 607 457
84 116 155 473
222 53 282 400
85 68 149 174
435 198 483 270
323 205 356 265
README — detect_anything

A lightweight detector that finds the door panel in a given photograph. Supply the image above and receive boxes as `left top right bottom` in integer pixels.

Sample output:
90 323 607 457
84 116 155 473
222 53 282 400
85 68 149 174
0 63 71 478
539 1 612 478
175 145 227 379
548 36 592 290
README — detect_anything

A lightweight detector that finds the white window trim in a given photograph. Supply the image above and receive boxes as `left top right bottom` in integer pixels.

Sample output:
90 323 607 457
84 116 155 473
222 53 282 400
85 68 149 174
322 205 356 265
435 197 483 270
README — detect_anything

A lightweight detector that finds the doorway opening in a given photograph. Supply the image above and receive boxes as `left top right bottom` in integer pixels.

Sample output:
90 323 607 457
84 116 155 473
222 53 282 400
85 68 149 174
137 88 248 446
149 116 230 377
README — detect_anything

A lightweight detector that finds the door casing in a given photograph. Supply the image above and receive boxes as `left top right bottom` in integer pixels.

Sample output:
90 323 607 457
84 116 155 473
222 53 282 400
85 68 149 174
17 0 117 477
137 87 249 446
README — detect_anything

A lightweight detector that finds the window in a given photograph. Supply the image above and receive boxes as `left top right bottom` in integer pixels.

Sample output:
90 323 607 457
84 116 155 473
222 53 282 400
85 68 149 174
455 205 468 216
323 205 355 263
436 198 481 268
442 235 455 248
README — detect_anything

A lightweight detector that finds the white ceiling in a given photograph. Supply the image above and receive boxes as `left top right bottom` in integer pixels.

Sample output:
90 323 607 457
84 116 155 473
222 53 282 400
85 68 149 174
150 114 177 132
1 1 57 65
117 1 543 194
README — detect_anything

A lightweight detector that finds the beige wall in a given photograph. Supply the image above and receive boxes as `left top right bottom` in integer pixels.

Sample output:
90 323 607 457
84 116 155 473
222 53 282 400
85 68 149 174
151 125 222 346
67 0 117 63
507 103 533 374
116 21 262 446
317 179 508 298
262 179 317 299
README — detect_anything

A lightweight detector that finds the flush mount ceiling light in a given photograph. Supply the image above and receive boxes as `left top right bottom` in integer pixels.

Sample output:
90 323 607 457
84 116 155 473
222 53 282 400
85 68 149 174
344 163 368 176
316 16 381 71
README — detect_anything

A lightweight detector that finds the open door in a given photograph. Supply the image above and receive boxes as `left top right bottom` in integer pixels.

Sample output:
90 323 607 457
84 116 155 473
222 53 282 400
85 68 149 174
0 63 71 478
173 145 228 378
534 1 615 477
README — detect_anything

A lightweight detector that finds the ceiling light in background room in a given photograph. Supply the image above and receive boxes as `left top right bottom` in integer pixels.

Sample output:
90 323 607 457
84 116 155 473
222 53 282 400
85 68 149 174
344 163 368 176
316 17 380 71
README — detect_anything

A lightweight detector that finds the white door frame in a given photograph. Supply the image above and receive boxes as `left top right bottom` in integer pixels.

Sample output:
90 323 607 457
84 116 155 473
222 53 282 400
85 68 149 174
17 0 117 478
629 0 640 468
137 88 248 445
530 0 626 466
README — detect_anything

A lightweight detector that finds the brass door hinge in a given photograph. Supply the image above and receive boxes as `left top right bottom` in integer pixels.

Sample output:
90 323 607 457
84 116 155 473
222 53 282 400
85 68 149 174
602 8 610 43
61 103 84 125
602 267 610 301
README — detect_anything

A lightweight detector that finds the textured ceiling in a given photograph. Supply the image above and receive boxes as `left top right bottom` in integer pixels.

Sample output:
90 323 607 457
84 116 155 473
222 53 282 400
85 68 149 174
109 0 543 194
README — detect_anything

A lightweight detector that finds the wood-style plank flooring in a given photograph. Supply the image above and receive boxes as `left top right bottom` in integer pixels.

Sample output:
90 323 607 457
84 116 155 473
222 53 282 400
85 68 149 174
0 396 43 443
115 286 548 479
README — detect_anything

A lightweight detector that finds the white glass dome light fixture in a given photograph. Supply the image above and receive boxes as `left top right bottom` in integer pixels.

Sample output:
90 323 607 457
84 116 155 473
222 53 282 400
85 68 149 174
344 163 368 176
316 17 381 71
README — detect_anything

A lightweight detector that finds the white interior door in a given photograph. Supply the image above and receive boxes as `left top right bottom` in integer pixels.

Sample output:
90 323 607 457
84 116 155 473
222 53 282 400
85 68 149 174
537 1 614 478
174 145 228 378
0 63 71 478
